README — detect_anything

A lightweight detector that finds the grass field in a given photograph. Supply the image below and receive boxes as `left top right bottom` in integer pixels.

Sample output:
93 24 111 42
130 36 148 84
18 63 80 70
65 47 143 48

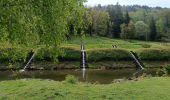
64 36 170 50
0 77 170 100
0 36 169 67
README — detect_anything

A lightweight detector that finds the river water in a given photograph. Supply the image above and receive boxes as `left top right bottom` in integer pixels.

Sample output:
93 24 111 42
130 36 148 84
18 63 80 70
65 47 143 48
0 68 158 84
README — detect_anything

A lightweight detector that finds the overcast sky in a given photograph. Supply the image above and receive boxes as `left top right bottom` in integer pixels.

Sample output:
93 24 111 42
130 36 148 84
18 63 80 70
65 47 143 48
85 0 170 8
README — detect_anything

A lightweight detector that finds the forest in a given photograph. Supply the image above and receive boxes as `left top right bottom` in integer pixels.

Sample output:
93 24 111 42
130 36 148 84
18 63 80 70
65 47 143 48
1 1 170 47
80 3 170 42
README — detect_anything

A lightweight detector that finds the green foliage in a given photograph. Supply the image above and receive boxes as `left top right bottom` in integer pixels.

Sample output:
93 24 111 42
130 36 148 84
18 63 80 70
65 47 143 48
95 11 110 36
135 21 150 41
141 44 151 48
120 23 128 39
156 68 168 76
0 0 86 61
121 21 136 39
87 48 131 62
86 5 170 41
156 65 170 76
64 75 78 84
0 47 29 62
60 47 81 61
156 19 165 40
35 47 62 62
137 48 170 60
0 36 169 66
164 65 170 74
149 16 157 41
112 3 124 38
86 9 110 36
33 45 80 62
124 10 130 25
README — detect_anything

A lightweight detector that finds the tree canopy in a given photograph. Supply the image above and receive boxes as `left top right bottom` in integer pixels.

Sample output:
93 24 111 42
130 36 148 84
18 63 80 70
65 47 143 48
0 0 85 47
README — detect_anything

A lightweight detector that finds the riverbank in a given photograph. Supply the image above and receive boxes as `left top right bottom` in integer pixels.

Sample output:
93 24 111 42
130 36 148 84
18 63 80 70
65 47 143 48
0 61 169 70
0 36 170 69
0 77 170 100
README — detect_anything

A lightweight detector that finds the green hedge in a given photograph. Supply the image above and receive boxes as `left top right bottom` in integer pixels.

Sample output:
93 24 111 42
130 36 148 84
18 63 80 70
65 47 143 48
35 46 81 61
87 48 131 62
0 47 29 62
59 47 81 61
0 46 170 63
136 48 170 61
35 47 58 61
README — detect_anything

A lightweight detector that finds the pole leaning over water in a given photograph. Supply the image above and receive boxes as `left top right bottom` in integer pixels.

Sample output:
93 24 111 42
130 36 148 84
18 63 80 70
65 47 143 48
20 51 35 72
80 42 87 70
130 51 145 70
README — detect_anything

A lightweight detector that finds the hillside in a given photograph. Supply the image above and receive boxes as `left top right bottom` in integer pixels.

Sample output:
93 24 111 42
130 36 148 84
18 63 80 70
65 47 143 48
64 36 170 50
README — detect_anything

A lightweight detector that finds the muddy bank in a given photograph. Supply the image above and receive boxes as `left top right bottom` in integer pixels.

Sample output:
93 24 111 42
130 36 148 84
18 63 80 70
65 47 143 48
0 61 169 70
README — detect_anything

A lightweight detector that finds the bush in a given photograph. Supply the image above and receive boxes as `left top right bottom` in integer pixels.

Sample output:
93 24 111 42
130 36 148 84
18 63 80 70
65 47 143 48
59 46 81 61
137 48 170 61
35 46 81 61
165 65 170 74
156 68 168 76
87 48 131 62
0 47 29 62
64 75 78 84
35 47 61 62
141 44 151 48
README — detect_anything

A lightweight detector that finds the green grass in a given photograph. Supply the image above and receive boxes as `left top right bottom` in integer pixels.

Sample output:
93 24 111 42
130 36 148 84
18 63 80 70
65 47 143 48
0 36 169 64
1 77 170 100
64 36 170 50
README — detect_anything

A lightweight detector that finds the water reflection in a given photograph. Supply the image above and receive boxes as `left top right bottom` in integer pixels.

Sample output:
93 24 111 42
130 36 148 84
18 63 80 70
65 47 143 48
82 69 86 80
0 68 158 84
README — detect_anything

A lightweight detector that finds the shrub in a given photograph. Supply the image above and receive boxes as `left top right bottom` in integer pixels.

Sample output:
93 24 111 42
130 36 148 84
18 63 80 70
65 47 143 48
87 48 131 62
0 47 29 62
35 47 60 61
59 46 81 61
156 68 168 76
165 65 170 74
141 44 151 48
64 75 78 84
137 48 170 61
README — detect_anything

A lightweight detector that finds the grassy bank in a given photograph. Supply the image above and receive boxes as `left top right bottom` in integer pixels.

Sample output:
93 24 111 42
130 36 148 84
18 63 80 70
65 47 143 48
65 36 170 50
0 77 170 100
0 36 170 67
64 36 170 61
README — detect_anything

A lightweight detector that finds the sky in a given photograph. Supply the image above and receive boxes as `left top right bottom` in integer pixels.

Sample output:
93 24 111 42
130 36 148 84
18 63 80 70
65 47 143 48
84 0 170 8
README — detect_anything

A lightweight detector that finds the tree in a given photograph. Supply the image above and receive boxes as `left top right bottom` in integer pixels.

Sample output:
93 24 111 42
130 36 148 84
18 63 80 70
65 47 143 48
149 16 157 41
135 21 149 41
120 23 128 39
124 10 130 25
0 0 85 46
112 2 124 38
130 9 148 23
106 21 114 37
82 8 93 36
156 19 166 40
121 21 135 39
95 11 110 36
106 5 115 38
127 21 136 39
0 0 85 61
87 9 109 36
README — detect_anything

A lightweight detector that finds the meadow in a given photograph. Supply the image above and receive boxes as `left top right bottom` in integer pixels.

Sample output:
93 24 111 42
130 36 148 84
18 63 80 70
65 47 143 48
64 36 170 50
0 77 170 100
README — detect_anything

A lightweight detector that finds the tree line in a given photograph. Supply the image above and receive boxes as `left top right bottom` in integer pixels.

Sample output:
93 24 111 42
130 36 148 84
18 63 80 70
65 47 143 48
1 1 170 48
77 3 170 42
